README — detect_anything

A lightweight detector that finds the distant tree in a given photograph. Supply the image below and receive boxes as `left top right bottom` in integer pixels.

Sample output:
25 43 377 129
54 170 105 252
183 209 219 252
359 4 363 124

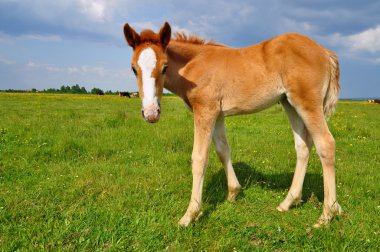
55 84 87 94
2 89 27 93
80 86 87 93
1 85 103 94
60 85 65 93
44 88 58 93
71 84 80 93
91 87 104 95
105 90 114 95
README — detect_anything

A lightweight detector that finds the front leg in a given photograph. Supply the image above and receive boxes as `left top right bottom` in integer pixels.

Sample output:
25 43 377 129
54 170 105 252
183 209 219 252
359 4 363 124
178 106 219 227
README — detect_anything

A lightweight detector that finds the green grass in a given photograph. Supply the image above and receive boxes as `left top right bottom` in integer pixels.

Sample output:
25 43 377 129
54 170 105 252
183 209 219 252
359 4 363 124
0 93 379 251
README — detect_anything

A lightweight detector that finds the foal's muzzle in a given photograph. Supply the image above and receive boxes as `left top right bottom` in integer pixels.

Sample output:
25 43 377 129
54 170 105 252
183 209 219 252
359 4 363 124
142 105 161 123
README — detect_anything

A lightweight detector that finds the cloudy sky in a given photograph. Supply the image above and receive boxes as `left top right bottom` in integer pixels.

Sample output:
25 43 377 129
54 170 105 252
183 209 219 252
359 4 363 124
0 0 379 98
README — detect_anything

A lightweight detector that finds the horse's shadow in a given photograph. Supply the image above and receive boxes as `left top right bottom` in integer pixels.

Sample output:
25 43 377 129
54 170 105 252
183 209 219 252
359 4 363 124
203 162 324 211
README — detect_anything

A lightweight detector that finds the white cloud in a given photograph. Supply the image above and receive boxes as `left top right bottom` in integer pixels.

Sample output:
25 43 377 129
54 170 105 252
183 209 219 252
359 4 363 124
67 65 107 76
321 25 380 64
0 57 14 65
27 61 38 68
80 0 107 22
0 0 123 43
22 0 118 23
23 34 62 42
326 25 380 53
346 25 380 53
45 66 61 72
26 61 128 78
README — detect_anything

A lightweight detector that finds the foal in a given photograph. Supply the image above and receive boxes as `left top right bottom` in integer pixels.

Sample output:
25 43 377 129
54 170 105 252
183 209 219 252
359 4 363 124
123 22 342 227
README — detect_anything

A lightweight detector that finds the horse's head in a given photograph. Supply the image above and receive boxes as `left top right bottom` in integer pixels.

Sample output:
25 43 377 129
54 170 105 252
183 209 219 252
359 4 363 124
123 22 171 123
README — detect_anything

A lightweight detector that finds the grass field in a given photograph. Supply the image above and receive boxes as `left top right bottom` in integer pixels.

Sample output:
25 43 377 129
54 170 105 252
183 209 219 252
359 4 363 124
0 93 379 251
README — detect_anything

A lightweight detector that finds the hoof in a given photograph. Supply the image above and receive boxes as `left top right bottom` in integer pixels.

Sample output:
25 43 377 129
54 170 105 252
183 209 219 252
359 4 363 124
313 202 343 228
313 218 328 228
276 205 287 212
178 211 203 227
227 185 241 202
277 195 303 212
178 215 191 227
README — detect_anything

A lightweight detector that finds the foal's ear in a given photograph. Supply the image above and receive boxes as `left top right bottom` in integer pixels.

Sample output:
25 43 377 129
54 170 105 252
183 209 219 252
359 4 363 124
159 22 171 49
123 23 141 49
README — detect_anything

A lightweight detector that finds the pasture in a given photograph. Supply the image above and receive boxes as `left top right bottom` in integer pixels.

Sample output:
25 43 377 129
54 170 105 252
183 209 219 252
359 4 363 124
0 93 379 250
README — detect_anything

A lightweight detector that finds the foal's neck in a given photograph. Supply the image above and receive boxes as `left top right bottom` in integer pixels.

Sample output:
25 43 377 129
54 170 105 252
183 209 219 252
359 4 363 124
167 41 202 63
164 41 204 97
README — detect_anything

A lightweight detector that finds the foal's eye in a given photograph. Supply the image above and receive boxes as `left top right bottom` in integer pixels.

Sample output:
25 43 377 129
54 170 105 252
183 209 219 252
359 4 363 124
131 65 137 76
162 64 168 75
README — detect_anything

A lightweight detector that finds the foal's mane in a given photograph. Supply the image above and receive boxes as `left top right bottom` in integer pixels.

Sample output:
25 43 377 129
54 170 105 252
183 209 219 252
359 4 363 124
173 32 224 47
139 29 224 47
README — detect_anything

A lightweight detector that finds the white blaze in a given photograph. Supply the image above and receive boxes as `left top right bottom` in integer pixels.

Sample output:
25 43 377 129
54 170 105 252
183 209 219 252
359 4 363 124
137 47 158 107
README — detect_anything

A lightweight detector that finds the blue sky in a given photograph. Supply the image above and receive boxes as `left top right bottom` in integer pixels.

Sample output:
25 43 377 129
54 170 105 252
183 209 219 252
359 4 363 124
0 0 379 98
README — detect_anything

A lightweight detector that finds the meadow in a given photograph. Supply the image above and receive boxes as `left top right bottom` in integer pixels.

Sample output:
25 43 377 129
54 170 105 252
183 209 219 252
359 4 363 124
0 93 379 251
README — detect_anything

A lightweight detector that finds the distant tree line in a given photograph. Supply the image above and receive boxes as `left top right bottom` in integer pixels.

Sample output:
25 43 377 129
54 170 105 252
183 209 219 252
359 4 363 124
0 84 176 96
0 84 120 95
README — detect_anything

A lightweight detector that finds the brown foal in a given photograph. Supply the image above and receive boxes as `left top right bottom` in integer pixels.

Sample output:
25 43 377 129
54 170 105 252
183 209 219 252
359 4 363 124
123 22 342 227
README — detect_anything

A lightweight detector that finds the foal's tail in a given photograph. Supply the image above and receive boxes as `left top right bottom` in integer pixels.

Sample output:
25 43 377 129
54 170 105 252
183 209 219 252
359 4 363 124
323 49 340 119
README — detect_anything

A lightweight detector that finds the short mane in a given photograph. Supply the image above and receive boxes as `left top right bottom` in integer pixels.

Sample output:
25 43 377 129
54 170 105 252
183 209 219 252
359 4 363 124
173 32 224 47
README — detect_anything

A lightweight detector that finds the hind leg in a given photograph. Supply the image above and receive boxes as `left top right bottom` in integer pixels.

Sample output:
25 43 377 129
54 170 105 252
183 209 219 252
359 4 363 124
295 104 342 227
213 115 241 201
277 100 313 212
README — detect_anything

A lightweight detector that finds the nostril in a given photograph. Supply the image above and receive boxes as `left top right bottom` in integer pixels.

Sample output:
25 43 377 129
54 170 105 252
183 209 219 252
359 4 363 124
157 108 161 114
141 110 145 118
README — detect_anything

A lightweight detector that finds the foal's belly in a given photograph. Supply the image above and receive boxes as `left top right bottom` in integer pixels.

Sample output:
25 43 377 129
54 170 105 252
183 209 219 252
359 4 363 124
221 82 285 116
222 96 283 116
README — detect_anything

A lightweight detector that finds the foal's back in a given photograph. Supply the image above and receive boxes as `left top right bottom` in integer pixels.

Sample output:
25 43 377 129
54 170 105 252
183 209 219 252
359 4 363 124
183 33 332 116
